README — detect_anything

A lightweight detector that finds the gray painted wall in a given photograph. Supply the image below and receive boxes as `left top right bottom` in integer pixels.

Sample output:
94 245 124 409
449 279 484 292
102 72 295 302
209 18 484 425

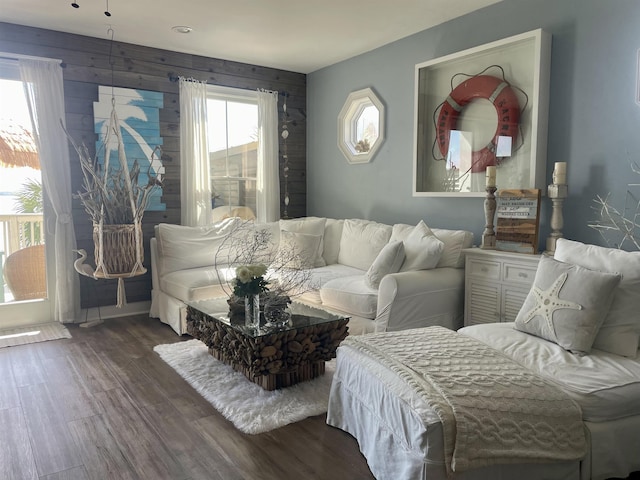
307 0 640 250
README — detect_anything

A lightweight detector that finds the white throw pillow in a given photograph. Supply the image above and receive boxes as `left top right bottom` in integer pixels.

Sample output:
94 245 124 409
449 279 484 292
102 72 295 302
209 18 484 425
364 241 405 289
391 223 471 269
280 217 326 267
515 256 622 355
554 238 640 357
398 220 444 272
338 219 392 270
275 230 322 269
431 228 474 268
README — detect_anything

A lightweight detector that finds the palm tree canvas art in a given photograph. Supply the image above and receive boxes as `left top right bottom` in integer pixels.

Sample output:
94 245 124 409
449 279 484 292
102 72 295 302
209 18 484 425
93 86 166 211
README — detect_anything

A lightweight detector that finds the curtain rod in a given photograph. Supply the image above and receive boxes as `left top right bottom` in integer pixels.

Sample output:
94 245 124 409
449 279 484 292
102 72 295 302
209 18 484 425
168 73 207 83
0 52 63 64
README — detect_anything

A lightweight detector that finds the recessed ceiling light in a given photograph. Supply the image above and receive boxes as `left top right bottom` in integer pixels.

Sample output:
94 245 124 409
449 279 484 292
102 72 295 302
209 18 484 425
171 26 193 34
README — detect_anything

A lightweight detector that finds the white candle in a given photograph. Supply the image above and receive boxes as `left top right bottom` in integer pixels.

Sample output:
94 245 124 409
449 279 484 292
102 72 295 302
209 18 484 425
486 166 496 187
553 162 567 185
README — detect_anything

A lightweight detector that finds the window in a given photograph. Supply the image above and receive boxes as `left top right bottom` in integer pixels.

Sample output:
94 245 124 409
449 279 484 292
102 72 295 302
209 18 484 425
207 86 259 221
337 87 385 164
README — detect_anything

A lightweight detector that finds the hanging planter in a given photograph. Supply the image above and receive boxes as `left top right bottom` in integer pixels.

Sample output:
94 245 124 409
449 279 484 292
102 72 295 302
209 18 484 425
93 223 146 277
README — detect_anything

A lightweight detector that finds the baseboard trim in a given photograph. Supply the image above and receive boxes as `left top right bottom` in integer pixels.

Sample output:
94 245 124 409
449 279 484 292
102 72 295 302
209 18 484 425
80 301 151 323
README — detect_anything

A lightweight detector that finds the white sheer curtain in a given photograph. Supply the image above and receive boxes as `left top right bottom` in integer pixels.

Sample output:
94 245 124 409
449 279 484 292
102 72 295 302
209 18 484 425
256 90 280 223
179 77 212 226
19 58 80 323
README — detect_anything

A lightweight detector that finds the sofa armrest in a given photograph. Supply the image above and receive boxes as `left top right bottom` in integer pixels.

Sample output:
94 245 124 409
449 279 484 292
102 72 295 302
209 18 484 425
374 267 465 333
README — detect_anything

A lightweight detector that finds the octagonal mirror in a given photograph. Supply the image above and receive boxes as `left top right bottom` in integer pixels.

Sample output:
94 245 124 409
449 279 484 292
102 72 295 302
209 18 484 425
338 87 385 164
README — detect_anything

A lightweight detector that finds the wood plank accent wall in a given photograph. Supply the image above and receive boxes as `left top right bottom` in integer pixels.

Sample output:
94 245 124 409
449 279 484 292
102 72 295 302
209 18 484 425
0 22 307 309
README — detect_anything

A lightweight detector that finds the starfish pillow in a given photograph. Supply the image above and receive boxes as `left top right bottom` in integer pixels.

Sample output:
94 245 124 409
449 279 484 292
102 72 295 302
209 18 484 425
515 256 621 355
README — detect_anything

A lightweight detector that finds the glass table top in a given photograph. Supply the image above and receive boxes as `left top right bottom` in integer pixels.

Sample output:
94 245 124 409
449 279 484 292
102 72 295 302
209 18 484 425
187 297 349 339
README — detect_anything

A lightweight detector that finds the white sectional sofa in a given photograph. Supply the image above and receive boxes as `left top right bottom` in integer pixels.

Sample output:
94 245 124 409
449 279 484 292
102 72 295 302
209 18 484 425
149 216 473 336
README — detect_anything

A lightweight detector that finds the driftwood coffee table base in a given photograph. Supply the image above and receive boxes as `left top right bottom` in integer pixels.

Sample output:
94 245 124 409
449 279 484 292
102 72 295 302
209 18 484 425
186 303 349 390
210 348 327 390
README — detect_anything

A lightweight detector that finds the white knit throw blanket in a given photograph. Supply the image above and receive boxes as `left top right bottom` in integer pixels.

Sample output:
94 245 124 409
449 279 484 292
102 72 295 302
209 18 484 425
343 326 587 474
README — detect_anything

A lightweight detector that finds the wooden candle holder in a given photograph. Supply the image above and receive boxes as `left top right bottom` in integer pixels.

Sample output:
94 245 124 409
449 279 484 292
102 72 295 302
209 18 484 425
482 186 498 249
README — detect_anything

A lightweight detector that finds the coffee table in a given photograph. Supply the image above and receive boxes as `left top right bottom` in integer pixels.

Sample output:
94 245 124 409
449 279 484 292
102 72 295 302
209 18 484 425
185 297 350 390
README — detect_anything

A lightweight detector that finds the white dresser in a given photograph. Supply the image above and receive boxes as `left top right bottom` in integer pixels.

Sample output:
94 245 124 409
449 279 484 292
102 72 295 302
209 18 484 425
463 248 541 326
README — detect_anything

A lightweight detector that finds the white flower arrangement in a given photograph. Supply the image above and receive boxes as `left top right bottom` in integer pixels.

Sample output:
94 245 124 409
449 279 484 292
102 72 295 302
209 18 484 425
232 264 269 297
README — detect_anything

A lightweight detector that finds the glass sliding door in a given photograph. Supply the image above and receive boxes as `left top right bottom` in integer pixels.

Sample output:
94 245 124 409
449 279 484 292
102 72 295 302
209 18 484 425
0 61 53 327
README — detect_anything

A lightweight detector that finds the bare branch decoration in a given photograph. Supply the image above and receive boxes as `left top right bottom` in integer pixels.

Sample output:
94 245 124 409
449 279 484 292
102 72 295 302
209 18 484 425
214 220 319 302
588 161 640 250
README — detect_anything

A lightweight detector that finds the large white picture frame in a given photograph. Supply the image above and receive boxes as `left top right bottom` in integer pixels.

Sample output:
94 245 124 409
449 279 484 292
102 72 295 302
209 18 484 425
413 29 552 197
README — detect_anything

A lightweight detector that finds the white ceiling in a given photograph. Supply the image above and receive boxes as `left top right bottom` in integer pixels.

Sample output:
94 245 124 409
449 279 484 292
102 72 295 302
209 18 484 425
1 0 502 73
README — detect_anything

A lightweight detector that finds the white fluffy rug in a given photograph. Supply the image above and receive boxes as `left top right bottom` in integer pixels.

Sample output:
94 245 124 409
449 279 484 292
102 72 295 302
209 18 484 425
153 339 335 434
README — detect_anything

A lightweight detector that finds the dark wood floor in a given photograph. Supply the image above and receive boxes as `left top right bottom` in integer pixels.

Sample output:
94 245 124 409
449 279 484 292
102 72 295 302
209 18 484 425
0 315 375 480
2 316 639 480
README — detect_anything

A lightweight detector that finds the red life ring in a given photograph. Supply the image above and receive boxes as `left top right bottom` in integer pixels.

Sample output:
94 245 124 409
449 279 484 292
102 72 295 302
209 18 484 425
435 75 520 173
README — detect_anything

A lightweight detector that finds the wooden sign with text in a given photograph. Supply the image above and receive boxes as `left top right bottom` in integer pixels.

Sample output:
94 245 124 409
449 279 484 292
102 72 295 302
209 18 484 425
495 189 541 254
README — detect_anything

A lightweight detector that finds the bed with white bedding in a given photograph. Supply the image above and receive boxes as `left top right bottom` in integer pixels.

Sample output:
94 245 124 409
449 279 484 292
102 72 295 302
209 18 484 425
327 239 640 480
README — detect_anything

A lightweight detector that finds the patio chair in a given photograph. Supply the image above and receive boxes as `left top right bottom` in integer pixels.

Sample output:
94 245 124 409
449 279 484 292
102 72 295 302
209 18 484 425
3 244 46 301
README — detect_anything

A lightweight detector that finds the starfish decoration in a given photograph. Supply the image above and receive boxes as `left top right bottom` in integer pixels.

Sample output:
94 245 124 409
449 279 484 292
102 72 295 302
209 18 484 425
521 273 583 339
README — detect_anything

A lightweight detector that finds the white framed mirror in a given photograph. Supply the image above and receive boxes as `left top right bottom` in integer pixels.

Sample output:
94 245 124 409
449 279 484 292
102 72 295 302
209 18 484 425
337 87 385 164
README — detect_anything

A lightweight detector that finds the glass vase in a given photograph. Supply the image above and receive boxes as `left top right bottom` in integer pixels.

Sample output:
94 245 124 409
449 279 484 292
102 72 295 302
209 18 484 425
264 298 292 328
244 294 260 328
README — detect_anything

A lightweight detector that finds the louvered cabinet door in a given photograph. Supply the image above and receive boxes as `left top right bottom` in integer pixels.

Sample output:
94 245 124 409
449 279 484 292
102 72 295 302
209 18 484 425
501 285 531 322
463 249 540 327
466 281 500 325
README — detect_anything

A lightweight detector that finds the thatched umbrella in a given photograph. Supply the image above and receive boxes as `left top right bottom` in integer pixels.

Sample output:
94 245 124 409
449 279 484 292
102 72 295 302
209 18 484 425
0 124 39 170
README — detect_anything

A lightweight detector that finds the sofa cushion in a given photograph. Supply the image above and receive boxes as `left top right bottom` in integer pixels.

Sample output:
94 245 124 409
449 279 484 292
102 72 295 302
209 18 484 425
322 218 344 265
390 223 413 241
280 217 326 267
320 275 378 318
391 223 473 269
365 241 405 289
554 238 640 357
296 264 364 305
338 219 392 270
160 265 235 302
397 220 444 272
155 218 241 277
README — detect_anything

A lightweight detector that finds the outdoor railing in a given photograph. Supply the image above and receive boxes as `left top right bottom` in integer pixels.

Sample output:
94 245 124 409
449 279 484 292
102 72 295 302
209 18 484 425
0 213 45 257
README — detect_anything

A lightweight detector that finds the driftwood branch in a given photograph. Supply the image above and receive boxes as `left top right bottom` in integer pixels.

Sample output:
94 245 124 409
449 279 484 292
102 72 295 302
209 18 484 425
62 121 162 225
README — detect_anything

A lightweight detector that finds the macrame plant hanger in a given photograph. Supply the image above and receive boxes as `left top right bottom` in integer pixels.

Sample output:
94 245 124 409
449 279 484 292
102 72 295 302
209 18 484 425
92 102 147 307
94 25 146 307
